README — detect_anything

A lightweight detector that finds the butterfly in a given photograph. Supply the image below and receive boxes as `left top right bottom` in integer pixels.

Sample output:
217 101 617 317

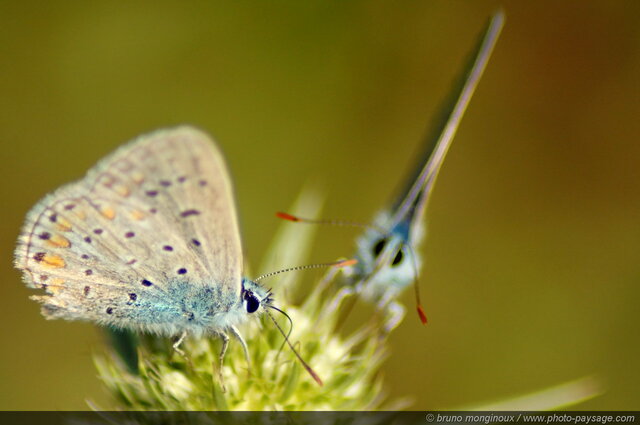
14 126 321 385
345 12 505 331
279 11 505 332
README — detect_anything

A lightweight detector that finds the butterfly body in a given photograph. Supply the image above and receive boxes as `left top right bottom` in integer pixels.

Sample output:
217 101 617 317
15 127 270 347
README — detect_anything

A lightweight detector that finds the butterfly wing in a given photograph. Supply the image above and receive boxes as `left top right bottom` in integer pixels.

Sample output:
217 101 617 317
349 12 505 319
390 11 505 236
14 126 243 335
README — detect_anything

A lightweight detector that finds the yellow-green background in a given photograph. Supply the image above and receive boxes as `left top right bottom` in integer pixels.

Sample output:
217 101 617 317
1 0 638 411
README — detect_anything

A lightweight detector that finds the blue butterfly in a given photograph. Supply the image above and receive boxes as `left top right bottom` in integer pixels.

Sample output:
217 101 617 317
280 11 504 332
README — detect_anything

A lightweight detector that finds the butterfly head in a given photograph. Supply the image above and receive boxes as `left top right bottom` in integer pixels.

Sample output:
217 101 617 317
346 210 420 283
351 231 418 296
241 278 272 315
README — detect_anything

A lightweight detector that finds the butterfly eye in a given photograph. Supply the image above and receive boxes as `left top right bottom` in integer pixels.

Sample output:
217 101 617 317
372 238 387 257
391 249 404 267
244 291 260 314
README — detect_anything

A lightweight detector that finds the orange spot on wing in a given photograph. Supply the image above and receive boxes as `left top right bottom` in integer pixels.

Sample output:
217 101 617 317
100 206 116 220
56 217 72 232
98 174 117 188
73 209 86 220
130 209 145 220
115 184 131 197
48 277 66 293
46 234 70 248
42 254 66 268
131 172 145 184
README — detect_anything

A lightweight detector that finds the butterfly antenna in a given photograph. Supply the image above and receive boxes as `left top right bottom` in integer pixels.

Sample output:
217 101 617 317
407 244 427 325
265 307 323 386
276 212 386 235
254 259 357 283
269 304 293 356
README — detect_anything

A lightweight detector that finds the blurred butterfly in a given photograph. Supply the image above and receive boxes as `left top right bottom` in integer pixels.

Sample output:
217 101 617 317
14 126 323 385
279 11 504 332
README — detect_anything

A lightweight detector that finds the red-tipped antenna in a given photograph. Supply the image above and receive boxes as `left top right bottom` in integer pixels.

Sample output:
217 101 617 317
276 211 385 234
408 245 428 325
265 307 323 386
254 259 357 283
335 258 357 267
417 305 428 325
275 211 302 222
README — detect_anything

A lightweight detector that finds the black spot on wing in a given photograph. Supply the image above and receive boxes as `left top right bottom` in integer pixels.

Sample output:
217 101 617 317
180 209 200 218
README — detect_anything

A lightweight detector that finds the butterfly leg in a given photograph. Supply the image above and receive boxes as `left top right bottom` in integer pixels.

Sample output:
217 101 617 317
230 325 251 376
210 331 230 392
315 285 356 329
382 300 406 334
172 331 187 356
326 285 355 317
172 331 194 369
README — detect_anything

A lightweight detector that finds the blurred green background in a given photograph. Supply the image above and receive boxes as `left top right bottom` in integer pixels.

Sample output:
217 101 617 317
1 0 638 411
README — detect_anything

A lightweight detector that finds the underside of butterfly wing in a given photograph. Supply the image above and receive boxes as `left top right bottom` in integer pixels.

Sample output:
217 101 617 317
14 126 245 336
